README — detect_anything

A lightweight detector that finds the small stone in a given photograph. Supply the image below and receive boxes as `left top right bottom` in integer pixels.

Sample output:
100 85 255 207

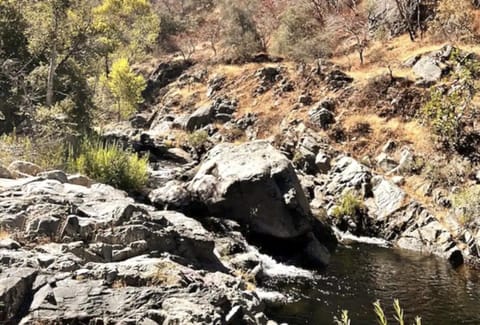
298 94 312 106
38 170 68 183
392 176 405 186
67 174 93 187
315 152 331 174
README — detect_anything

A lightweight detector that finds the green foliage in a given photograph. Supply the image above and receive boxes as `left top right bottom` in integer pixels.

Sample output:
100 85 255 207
336 299 422 325
420 71 477 149
105 58 146 120
373 300 388 325
0 132 69 170
69 139 148 191
452 185 480 225
187 130 209 148
334 310 351 325
272 5 332 61
0 0 29 60
332 191 364 218
93 0 160 59
393 299 405 325
420 88 461 143
220 2 263 61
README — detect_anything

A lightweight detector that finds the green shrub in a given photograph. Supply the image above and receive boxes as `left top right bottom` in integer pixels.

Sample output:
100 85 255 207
452 185 480 225
220 3 263 62
69 139 148 191
332 190 365 218
272 5 332 61
187 130 209 148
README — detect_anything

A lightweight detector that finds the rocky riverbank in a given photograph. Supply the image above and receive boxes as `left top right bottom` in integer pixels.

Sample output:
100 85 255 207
4 45 480 324
0 140 334 324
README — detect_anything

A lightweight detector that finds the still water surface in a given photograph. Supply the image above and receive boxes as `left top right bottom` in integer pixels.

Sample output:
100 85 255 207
265 244 480 325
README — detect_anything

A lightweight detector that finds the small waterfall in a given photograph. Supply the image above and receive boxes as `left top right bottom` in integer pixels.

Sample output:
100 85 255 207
332 226 389 247
245 244 314 279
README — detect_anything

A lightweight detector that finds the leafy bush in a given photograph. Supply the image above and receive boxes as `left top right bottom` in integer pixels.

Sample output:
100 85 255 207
272 5 332 61
69 139 148 191
187 130 209 148
105 58 146 120
452 185 480 225
0 132 69 170
423 157 472 188
420 81 477 150
220 3 263 62
332 190 365 218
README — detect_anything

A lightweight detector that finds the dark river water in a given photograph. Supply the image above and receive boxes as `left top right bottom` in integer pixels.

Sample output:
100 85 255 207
264 244 480 325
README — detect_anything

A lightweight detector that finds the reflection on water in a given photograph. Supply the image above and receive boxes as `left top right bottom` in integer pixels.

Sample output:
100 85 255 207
264 244 480 325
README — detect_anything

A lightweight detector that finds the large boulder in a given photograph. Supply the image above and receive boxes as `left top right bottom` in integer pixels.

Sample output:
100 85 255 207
189 141 312 239
413 56 443 84
184 105 214 132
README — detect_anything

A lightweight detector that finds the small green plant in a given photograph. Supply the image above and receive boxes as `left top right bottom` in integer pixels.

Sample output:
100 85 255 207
393 299 405 325
374 300 388 325
336 299 422 325
104 58 146 120
187 130 209 148
452 185 480 225
334 310 351 325
332 190 365 218
69 139 148 191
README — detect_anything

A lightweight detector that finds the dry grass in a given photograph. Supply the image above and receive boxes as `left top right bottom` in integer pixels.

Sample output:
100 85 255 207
0 228 10 240
340 114 434 159
148 261 183 287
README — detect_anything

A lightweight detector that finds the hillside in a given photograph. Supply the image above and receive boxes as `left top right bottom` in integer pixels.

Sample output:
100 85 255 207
3 0 480 324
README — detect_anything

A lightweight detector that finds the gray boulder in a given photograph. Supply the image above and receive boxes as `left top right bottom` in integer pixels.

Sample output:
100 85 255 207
0 267 38 322
185 105 214 132
189 141 312 239
413 56 443 84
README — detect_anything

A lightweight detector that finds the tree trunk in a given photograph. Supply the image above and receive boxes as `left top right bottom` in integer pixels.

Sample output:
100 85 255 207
46 37 57 107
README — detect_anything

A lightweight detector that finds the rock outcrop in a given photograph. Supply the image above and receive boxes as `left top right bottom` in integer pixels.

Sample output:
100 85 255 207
189 141 332 266
0 177 267 324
